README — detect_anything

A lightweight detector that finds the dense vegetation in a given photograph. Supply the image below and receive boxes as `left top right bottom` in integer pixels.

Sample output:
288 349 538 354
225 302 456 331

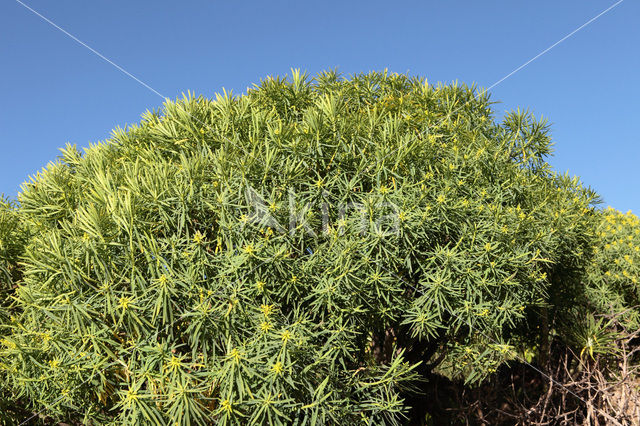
0 71 638 424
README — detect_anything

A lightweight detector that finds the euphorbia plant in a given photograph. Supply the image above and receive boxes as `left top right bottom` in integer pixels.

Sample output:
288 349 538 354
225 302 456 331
0 70 599 425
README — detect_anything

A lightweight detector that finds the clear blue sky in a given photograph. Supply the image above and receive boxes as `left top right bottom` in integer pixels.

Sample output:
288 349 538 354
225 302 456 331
1 1 638 212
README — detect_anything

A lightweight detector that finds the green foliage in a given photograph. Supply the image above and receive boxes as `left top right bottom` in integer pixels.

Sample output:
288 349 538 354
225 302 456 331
568 313 619 361
0 196 29 424
577 208 640 347
1 70 600 424
0 195 27 340
0 196 25 298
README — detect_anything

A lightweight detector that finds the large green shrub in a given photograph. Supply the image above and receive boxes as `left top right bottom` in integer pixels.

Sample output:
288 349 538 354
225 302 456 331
1 71 599 424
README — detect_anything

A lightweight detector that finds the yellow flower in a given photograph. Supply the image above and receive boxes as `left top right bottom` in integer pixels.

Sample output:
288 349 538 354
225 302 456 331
260 304 274 317
118 297 131 311
243 244 255 255
281 330 292 343
220 399 233 413
226 348 242 364
192 231 205 245
271 361 283 375
256 280 266 291
125 388 138 403
166 355 182 373
436 194 446 204
260 321 273 333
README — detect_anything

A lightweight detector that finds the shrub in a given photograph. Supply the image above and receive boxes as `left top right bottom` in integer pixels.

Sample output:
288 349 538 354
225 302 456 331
0 196 29 424
575 208 640 353
1 71 599 424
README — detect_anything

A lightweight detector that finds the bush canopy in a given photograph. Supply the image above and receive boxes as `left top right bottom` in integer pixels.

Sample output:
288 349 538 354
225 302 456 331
1 70 635 425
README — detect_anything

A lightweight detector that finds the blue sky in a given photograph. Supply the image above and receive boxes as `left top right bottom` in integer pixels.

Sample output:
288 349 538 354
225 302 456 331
1 1 638 212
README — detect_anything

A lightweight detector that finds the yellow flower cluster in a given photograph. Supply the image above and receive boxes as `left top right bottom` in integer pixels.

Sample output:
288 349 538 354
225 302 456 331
593 208 640 286
271 361 283 375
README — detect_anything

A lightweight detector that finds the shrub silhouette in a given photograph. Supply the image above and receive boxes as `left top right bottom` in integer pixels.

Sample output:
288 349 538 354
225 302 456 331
1 71 602 424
